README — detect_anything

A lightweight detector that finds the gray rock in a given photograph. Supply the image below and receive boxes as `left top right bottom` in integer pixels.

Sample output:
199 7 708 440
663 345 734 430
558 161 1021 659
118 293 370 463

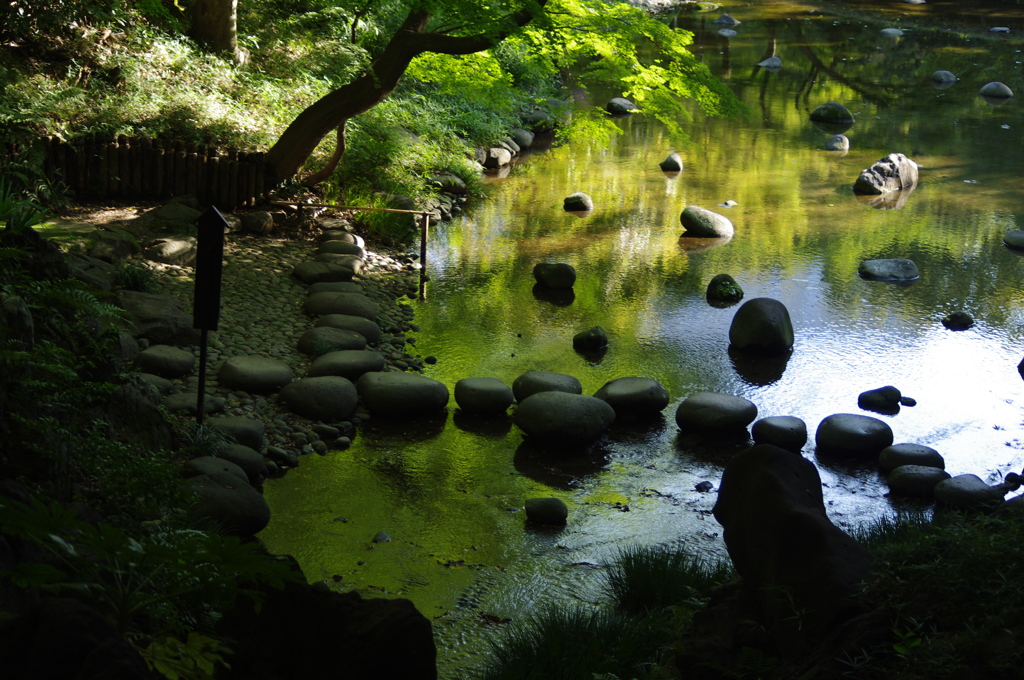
853 153 919 195
239 211 274 235
858 258 919 281
858 385 902 414
532 262 577 289
676 392 757 435
279 376 359 422
713 444 873 655
296 327 367 356
69 253 116 291
317 240 366 258
209 415 265 451
513 391 616 446
563 192 594 212
308 350 387 381
934 474 1005 512
138 372 174 395
714 13 740 25
880 28 903 37
887 465 951 499
680 206 734 238
87 227 140 262
810 101 855 125
593 377 669 418
511 128 535 149
153 202 201 222
292 261 355 284
980 82 1013 100
217 443 268 483
757 56 782 72
751 416 807 453
307 281 364 295
315 314 383 344
183 455 249 483
826 134 849 151
136 344 195 378
218 356 294 393
606 97 638 115
1003 230 1024 250
356 372 450 418
659 152 683 172
932 70 957 84
145 237 198 266
717 28 737 38
314 253 364 274
879 443 944 473
815 413 893 459
728 298 794 356
989 26 1011 33
522 108 555 133
304 292 378 320
483 147 513 169
188 471 271 536
116 290 201 345
572 326 608 351
454 377 515 415
512 370 582 403
524 497 568 525
318 229 365 247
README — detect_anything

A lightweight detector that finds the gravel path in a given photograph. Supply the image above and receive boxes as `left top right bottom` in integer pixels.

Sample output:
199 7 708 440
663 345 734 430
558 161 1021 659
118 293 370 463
145 220 428 468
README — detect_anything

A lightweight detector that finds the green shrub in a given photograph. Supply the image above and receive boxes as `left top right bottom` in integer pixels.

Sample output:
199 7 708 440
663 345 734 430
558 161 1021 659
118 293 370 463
114 260 161 292
607 544 735 614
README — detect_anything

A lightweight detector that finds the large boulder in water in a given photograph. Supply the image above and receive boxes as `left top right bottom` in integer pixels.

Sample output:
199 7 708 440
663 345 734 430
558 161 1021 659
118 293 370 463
859 258 919 281
815 413 893 459
563 192 594 212
356 372 449 418
680 206 734 238
728 298 794 356
513 391 616 446
852 153 918 195
713 444 874 655
606 97 638 115
533 262 577 289
810 101 855 126
659 152 683 172
979 81 1013 98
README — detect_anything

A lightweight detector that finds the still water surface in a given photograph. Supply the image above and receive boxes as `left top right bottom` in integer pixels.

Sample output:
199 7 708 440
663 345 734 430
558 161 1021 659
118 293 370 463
260 3 1024 675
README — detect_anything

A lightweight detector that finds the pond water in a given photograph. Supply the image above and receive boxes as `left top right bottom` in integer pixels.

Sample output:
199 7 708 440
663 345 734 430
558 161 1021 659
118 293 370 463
259 2 1024 676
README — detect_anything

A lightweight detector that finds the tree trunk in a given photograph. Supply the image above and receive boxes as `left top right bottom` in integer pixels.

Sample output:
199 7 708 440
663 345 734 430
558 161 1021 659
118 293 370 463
262 2 547 186
190 0 240 60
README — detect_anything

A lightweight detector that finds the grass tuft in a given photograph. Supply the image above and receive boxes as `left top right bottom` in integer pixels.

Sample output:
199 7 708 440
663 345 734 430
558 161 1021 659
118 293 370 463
607 544 735 614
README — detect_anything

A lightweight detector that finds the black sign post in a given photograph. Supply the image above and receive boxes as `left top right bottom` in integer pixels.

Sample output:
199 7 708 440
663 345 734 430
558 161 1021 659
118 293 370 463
193 207 228 425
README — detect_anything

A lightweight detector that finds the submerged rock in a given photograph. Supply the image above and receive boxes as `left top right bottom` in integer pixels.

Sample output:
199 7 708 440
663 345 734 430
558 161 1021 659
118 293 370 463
858 258 919 281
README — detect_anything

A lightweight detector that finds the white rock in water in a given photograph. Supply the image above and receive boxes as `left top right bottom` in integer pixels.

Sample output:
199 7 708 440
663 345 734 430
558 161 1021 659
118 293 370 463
718 28 737 37
990 26 1011 33
758 56 782 71
881 28 904 37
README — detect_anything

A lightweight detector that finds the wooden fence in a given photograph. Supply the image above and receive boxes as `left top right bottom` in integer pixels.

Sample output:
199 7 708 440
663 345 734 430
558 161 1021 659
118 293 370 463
3 135 269 210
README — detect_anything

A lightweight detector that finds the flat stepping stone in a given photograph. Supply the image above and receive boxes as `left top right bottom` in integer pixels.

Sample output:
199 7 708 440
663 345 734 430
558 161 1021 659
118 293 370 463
217 356 294 393
934 474 1005 512
512 370 582 403
183 455 248 484
815 413 893 459
675 392 757 435
279 376 358 422
879 443 944 473
317 240 366 258
308 350 386 381
317 229 364 247
291 261 355 284
356 372 450 419
513 392 616 446
188 471 270 536
297 327 367 356
593 377 670 417
307 281 364 295
887 465 951 499
217 444 268 483
525 498 568 525
752 416 807 452
209 415 265 451
314 253 364 274
315 314 382 344
455 377 515 415
304 292 378 320
136 344 195 378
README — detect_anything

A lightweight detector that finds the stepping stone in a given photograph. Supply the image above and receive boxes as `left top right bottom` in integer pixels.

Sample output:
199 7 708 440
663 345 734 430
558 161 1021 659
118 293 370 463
887 465 951 499
512 370 582 402
815 413 893 459
296 327 367 356
279 376 358 422
217 444 269 484
593 377 670 417
188 472 270 536
675 392 757 435
304 292 378 320
356 372 450 419
513 392 615 446
934 474 1005 512
307 281 364 295
183 455 248 484
879 443 944 473
752 416 807 452
315 314 382 344
308 350 386 381
454 377 515 415
209 415 265 451
291 261 354 284
218 356 294 393
162 392 225 415
136 344 195 378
